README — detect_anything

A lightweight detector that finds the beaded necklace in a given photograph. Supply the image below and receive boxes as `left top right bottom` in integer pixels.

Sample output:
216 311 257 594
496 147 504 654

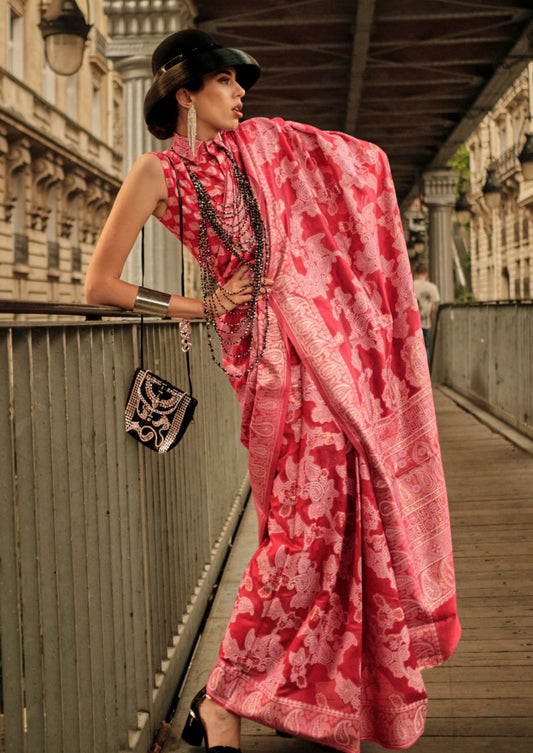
177 148 270 379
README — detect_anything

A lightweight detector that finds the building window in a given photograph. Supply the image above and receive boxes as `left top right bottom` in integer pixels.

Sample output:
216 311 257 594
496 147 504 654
47 185 60 273
499 123 506 156
14 233 29 265
92 85 101 138
8 7 24 78
43 61 56 104
12 171 28 265
113 94 122 152
513 115 521 145
524 217 529 241
48 241 60 270
66 75 77 120
501 266 510 299
72 246 82 274
70 209 82 277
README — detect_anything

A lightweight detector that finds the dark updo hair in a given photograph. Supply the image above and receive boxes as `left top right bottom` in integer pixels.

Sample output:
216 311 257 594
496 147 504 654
146 75 204 141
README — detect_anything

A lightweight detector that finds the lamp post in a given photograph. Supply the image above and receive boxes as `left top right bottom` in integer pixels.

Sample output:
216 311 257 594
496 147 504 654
481 122 502 210
39 0 91 76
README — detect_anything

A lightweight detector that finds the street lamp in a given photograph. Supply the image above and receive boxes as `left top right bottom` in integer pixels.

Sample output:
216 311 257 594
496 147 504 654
454 189 471 225
39 0 92 76
519 134 533 180
482 167 502 210
518 62 533 180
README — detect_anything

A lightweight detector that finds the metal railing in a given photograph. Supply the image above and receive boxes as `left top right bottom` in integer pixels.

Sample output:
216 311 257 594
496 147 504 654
0 304 250 753
432 301 533 440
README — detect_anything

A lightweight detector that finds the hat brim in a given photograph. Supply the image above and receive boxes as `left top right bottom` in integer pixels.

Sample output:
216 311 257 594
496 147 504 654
144 47 260 123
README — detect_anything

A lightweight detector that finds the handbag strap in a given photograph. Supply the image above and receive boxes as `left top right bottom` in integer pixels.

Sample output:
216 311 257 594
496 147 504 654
139 156 193 396
139 228 145 369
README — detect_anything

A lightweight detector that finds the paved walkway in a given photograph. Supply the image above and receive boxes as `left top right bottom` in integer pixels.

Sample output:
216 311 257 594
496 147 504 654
161 387 533 753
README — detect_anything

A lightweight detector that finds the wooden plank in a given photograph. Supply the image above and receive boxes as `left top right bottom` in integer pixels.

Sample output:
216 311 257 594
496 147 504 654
424 717 533 736
427 681 533 699
363 738 533 752
423 665 533 683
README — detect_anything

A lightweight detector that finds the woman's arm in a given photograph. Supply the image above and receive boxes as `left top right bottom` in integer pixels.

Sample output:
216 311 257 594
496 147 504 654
85 152 205 318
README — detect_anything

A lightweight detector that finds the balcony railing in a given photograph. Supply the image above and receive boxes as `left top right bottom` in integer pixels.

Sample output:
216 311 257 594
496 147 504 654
0 303 249 753
492 143 521 180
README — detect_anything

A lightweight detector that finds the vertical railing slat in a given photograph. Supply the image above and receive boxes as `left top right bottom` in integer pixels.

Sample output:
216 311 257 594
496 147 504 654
0 330 26 753
100 325 123 751
64 329 94 753
116 325 143 739
31 331 63 753
12 331 46 753
48 330 80 749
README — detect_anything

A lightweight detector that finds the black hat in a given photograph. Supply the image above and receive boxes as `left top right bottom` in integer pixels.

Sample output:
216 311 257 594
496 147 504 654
144 29 260 126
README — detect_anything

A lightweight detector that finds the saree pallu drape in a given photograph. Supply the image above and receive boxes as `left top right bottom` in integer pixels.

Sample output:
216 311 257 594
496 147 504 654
155 119 461 752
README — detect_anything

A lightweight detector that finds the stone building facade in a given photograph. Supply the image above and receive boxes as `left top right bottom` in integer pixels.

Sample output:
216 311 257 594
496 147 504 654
0 0 200 309
466 62 533 301
0 0 123 306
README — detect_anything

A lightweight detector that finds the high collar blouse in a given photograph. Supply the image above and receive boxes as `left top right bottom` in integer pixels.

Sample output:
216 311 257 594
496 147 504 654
154 130 253 283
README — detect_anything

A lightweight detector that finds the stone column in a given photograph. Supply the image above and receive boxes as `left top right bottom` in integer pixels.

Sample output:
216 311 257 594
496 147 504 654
422 168 458 303
104 1 194 289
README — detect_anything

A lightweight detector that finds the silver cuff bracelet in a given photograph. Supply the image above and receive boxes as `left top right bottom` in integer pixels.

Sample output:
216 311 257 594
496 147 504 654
133 286 171 316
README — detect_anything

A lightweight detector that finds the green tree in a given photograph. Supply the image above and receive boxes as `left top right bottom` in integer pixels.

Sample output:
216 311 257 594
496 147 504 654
449 144 470 198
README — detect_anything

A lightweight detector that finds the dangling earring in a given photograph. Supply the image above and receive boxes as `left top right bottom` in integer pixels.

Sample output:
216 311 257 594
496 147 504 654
187 104 197 155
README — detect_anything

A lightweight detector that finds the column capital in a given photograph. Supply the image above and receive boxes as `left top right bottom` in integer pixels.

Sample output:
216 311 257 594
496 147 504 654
103 0 195 49
422 168 459 207
111 55 151 81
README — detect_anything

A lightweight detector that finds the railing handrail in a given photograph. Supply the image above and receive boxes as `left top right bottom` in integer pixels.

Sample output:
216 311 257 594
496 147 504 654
437 299 533 309
0 298 134 319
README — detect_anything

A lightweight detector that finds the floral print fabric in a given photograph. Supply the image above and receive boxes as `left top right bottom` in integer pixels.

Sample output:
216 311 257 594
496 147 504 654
154 118 460 751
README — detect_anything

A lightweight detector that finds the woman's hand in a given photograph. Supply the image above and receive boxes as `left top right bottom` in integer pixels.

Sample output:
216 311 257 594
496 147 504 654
206 264 274 318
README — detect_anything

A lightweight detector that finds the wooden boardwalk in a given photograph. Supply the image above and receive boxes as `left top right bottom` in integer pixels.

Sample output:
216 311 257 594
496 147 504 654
161 387 533 753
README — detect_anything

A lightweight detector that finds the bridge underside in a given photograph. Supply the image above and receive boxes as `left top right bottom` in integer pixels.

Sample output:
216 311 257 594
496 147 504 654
194 0 533 208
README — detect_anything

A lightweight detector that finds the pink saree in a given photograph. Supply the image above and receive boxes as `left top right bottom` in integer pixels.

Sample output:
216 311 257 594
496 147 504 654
155 118 460 752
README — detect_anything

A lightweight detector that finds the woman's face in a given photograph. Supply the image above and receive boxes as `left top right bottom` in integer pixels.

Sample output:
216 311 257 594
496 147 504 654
187 67 246 140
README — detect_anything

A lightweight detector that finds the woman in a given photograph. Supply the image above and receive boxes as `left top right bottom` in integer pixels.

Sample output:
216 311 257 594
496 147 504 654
85 29 461 753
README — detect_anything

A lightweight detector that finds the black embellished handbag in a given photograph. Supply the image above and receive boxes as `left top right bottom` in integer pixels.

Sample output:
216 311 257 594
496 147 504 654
125 365 197 453
125 174 197 453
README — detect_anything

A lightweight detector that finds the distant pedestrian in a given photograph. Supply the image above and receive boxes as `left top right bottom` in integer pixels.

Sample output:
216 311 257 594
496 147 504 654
413 262 440 360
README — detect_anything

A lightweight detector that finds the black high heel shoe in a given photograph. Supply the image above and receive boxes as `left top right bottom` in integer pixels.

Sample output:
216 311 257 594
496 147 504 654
181 687 241 753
